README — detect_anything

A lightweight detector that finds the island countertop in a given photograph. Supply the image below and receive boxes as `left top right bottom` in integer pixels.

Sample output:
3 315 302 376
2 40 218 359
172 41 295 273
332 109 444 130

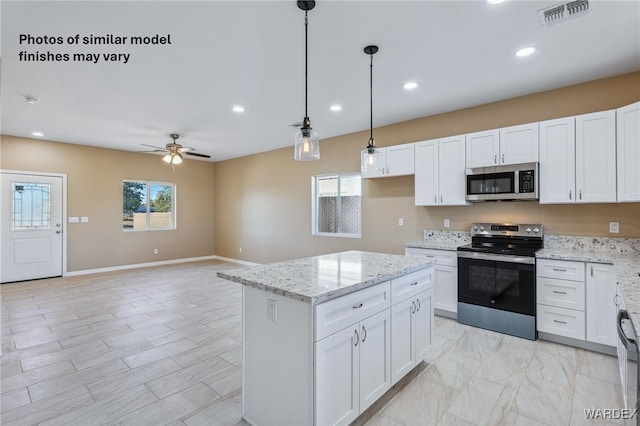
216 250 433 305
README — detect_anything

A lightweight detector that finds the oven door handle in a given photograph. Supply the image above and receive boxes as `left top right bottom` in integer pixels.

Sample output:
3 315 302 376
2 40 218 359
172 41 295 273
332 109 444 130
457 251 535 265
617 310 637 352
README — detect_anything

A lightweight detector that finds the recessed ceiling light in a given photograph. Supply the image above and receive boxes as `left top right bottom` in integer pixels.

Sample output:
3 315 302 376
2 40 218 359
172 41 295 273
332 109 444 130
330 104 342 112
487 0 506 4
32 131 44 137
403 82 418 90
25 96 40 104
232 105 245 113
515 46 536 57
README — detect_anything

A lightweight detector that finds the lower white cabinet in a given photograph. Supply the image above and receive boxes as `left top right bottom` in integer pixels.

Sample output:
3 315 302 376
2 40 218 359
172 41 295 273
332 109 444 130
537 258 616 347
405 247 458 316
390 287 433 384
315 309 391 426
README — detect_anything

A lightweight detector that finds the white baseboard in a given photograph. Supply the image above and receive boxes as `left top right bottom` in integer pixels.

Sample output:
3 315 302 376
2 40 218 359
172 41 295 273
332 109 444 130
64 255 256 277
213 255 260 266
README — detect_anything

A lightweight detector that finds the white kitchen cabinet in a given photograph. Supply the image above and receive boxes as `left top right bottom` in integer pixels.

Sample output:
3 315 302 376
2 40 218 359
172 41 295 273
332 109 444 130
315 309 391 426
390 281 433 385
576 110 617 203
361 143 415 178
540 111 617 204
466 123 538 168
414 135 469 206
405 247 458 317
617 101 640 202
586 262 617 347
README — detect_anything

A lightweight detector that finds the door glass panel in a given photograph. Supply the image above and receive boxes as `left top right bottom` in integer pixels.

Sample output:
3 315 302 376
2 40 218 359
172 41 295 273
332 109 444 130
12 182 51 230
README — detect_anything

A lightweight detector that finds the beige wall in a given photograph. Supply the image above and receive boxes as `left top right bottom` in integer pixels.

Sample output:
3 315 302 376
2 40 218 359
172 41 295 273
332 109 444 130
1 136 216 272
215 72 640 264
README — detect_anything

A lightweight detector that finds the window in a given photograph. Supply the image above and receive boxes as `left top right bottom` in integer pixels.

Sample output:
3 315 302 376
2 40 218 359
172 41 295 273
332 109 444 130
312 174 361 237
12 182 51 230
122 180 175 231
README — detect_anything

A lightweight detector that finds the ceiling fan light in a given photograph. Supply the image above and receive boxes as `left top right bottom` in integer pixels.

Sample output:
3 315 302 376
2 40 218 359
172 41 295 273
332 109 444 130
163 152 183 165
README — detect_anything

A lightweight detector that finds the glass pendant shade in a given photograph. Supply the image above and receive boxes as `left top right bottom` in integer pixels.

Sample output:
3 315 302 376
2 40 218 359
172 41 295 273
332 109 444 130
294 127 320 161
163 152 183 165
361 142 383 173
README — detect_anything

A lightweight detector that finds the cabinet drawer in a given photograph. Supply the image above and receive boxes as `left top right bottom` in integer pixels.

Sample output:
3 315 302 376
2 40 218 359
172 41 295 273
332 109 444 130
537 277 585 311
404 248 457 267
537 304 585 340
537 259 585 281
391 269 433 305
315 282 390 341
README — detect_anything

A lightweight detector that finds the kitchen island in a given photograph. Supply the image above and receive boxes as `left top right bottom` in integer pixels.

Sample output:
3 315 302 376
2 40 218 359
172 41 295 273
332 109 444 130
217 250 434 426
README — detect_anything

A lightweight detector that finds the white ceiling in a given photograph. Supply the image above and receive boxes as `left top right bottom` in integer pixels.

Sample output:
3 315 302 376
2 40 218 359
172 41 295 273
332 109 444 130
2 0 639 162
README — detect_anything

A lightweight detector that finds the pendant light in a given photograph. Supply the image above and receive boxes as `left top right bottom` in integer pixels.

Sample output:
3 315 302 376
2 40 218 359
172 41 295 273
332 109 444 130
361 45 383 173
294 0 320 161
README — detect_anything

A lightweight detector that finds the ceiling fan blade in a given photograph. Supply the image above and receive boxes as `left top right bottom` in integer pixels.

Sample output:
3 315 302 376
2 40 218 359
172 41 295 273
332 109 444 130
139 149 166 153
141 143 167 150
184 151 211 158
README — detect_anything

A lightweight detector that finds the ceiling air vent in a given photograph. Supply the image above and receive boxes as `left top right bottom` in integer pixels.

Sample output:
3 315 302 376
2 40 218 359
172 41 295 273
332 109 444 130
538 0 593 28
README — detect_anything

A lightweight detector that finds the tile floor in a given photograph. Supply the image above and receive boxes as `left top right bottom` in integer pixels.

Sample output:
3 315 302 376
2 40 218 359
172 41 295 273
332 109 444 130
0 259 629 425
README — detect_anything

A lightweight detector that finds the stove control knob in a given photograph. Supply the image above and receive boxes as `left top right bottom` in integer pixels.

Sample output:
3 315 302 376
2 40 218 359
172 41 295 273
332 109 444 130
479 226 485 231
533 227 540 234
526 228 532 234
473 225 478 231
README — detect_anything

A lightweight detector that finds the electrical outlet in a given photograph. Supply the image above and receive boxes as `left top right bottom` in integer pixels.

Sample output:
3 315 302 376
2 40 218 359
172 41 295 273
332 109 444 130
444 219 450 228
239 247 243 253
81 216 89 223
398 218 404 227
609 222 620 233
153 248 159 254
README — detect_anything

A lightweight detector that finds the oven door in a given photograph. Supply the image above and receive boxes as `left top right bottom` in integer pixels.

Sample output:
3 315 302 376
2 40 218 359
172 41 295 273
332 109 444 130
457 252 535 316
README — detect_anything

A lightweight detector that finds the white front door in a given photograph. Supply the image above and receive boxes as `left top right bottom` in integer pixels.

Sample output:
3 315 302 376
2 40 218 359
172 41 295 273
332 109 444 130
1 172 64 283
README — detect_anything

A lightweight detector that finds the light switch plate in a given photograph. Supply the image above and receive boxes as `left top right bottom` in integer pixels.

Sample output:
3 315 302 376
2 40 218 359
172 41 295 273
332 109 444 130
69 217 79 223
81 217 89 223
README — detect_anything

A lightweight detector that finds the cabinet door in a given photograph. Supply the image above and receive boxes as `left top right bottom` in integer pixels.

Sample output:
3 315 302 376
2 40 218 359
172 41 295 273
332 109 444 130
386 143 415 176
315 326 359 426
500 122 539 165
414 288 434 363
361 147 386 179
576 110 617 203
586 263 617 347
617 102 640 202
414 140 439 206
539 117 576 204
359 309 391 413
439 135 469 206
390 297 414 385
466 129 499 168
434 264 458 313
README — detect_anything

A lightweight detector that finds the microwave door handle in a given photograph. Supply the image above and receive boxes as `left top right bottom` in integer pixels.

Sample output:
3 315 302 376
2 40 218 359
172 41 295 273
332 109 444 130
618 310 637 351
514 170 520 194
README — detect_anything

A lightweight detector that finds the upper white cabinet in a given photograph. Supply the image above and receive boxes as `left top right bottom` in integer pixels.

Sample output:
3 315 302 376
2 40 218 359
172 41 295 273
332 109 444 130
415 135 469 206
539 110 616 204
617 101 640 202
361 143 415 179
466 123 538 168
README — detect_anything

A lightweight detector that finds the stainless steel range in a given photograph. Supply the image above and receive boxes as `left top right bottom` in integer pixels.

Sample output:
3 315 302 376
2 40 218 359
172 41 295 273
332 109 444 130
457 223 543 340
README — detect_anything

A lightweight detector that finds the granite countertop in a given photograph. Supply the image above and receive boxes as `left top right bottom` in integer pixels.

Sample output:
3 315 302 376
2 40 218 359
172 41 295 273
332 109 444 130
404 229 471 251
536 235 640 328
216 250 433 305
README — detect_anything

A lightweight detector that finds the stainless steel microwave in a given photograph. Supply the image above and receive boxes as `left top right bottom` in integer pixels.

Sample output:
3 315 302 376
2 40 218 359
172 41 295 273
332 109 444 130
465 162 538 202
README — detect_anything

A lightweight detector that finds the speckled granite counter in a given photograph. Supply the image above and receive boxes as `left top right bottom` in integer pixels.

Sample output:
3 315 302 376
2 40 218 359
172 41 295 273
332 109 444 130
536 235 640 326
217 250 432 305
404 229 471 251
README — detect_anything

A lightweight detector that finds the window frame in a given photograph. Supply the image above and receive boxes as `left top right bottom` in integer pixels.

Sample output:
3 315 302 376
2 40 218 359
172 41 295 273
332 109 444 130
122 180 176 232
311 173 361 238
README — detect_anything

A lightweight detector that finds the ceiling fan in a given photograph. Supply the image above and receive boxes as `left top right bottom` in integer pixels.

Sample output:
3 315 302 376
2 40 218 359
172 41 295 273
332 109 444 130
141 133 211 165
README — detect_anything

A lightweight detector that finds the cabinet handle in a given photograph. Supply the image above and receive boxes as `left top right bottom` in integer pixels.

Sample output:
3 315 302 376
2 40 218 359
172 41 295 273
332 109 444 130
502 154 505 163
440 195 443 203
579 189 582 200
435 195 437 204
416 298 421 311
553 319 568 325
552 268 567 272
410 281 419 287
569 189 572 200
591 265 594 277
494 154 497 164
361 325 367 343
354 329 359 347
411 301 416 314
552 290 567 295
352 303 363 309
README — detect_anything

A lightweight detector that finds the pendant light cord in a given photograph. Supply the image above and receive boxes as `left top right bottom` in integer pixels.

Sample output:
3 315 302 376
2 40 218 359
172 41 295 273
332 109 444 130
369 53 373 142
304 11 309 120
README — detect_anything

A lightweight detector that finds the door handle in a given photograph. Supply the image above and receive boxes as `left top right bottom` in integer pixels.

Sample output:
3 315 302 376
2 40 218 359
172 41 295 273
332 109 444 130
56 230 62 234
